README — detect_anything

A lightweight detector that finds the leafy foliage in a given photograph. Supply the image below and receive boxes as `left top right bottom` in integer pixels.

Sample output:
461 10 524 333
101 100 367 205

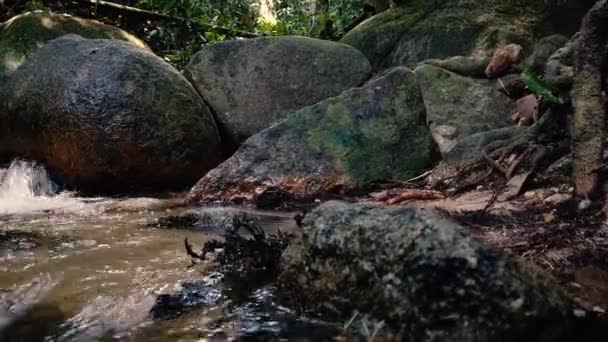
132 0 369 67
270 0 367 37
137 0 258 32
521 69 564 104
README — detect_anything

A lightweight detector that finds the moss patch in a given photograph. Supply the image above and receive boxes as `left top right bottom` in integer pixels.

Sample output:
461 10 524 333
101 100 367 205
0 11 146 76
297 69 436 184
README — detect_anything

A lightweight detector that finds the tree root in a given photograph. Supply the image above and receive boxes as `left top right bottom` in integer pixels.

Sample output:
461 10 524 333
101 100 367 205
443 107 568 200
184 214 295 273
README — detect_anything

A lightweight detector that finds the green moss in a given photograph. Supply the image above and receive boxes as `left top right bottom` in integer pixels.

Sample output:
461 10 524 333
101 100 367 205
304 75 434 184
307 103 357 161
0 12 146 75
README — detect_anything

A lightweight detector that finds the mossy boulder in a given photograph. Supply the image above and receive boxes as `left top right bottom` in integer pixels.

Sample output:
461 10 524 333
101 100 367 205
415 64 513 155
524 35 570 75
0 11 147 78
0 35 222 193
277 201 574 341
184 36 372 147
188 67 436 205
340 0 594 70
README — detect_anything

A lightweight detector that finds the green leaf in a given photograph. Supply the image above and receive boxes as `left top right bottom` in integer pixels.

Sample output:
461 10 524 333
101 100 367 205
520 69 564 105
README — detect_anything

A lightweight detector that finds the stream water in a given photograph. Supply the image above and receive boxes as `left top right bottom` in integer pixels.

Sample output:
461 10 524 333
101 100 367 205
0 160 338 341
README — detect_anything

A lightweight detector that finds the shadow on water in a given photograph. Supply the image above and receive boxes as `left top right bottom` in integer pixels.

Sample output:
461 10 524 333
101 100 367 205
0 303 68 342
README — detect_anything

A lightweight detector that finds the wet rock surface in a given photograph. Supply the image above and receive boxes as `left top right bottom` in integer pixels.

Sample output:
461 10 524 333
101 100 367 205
277 201 574 341
188 67 436 205
185 36 372 147
0 35 222 193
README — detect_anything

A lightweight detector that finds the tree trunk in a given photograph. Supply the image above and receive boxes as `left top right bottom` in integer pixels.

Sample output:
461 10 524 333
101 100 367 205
572 0 608 199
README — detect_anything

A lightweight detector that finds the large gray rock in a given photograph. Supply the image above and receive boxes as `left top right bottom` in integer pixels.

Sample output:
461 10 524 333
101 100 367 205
184 36 372 147
415 64 513 155
0 11 147 78
278 201 573 341
340 0 594 70
188 67 437 205
0 35 222 193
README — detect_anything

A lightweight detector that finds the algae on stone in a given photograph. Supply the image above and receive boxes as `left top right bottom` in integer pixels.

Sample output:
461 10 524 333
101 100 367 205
188 67 437 203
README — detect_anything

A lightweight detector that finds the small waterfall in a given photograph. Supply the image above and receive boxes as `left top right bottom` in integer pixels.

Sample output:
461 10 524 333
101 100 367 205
0 160 93 215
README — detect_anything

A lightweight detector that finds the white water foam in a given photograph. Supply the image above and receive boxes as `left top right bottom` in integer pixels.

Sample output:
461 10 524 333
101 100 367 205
0 160 101 215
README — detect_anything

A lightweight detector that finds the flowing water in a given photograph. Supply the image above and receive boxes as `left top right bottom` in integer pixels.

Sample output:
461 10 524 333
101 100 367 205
0 160 338 341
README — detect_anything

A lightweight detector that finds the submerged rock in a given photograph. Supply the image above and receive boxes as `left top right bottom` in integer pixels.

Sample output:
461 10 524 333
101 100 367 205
0 35 222 193
415 64 513 155
340 0 593 70
188 67 436 205
277 201 573 341
0 11 147 78
185 36 372 147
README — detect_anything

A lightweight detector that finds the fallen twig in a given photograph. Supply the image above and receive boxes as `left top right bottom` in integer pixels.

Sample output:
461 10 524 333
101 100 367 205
482 146 508 176
184 238 204 260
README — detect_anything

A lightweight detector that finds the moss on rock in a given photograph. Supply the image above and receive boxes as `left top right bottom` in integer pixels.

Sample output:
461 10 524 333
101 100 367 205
184 36 372 148
415 64 513 155
0 11 147 77
188 67 437 204
341 0 593 70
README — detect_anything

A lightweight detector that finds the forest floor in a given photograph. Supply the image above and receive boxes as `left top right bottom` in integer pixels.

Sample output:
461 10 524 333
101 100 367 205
366 184 608 317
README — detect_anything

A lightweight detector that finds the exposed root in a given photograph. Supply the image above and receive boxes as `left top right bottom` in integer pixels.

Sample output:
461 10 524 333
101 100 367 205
370 189 447 205
186 214 295 274
482 147 508 176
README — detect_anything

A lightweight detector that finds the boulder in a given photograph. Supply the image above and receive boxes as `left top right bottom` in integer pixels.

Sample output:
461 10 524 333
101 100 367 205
340 0 594 70
0 11 147 78
415 64 513 155
188 67 437 204
0 35 222 193
544 37 576 92
184 36 372 147
524 35 570 75
278 201 573 341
